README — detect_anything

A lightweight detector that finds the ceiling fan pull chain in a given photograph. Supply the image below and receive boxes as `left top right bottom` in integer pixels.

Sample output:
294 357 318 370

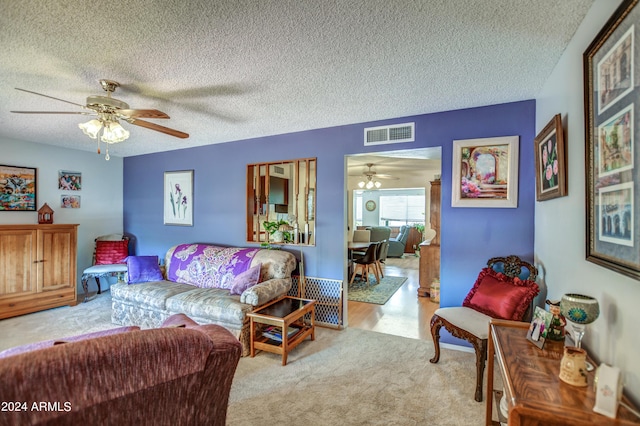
105 147 110 161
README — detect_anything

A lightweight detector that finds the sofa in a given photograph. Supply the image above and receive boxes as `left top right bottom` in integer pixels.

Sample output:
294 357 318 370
0 314 242 426
366 226 391 243
111 243 297 356
387 225 410 257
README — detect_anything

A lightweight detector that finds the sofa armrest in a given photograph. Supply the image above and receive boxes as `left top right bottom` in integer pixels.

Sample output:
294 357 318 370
240 277 291 306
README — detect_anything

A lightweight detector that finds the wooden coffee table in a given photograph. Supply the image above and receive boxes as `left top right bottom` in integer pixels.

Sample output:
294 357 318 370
247 296 315 365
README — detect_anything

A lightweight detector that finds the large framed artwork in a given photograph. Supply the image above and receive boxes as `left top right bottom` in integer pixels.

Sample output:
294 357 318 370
0 164 37 211
584 0 640 280
535 114 568 201
451 135 519 208
164 170 193 226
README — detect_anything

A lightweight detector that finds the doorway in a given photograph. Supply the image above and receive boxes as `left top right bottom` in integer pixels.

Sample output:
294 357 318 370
345 147 441 341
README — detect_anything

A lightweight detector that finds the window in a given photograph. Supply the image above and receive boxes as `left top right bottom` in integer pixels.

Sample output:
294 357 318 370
353 193 363 226
379 189 425 227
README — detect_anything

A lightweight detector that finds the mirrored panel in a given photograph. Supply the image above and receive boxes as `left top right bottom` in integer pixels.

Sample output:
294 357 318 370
247 158 316 246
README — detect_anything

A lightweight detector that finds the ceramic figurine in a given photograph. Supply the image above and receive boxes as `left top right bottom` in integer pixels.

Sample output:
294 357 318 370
546 299 566 342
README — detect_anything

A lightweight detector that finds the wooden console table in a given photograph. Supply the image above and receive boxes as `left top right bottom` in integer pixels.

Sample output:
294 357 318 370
486 319 640 425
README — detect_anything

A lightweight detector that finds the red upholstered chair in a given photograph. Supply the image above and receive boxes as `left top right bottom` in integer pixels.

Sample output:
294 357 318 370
429 255 539 402
81 234 129 302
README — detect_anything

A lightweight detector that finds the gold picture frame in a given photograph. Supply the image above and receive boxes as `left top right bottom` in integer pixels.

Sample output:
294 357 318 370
534 114 567 201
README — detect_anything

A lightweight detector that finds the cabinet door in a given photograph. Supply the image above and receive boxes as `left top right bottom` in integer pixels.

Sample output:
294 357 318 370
0 229 37 298
38 227 76 292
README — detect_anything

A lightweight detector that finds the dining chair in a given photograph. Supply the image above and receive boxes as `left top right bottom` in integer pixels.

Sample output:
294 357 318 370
349 242 380 286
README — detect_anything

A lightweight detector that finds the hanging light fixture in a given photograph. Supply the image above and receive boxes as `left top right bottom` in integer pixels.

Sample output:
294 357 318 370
78 113 130 161
357 177 382 189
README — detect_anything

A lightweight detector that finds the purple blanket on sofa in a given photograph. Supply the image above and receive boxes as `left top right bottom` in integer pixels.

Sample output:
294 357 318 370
167 244 259 289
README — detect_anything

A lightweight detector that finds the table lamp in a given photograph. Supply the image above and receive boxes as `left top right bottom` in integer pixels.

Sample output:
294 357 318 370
560 293 599 370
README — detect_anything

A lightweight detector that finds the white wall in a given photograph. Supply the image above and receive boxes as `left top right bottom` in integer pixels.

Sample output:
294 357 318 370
1 138 124 295
536 0 640 403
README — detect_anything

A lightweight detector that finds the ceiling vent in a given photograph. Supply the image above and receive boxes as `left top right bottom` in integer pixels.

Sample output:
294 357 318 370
364 122 415 146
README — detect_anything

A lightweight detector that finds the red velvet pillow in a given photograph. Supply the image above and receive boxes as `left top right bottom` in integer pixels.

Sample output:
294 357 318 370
95 240 129 265
462 267 539 321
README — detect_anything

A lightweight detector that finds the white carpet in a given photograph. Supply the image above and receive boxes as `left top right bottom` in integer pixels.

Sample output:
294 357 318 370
0 292 490 425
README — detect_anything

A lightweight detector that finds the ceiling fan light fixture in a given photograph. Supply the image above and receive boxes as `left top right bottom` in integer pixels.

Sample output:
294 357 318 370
78 119 102 139
374 181 382 188
101 120 130 144
358 181 365 188
365 180 374 189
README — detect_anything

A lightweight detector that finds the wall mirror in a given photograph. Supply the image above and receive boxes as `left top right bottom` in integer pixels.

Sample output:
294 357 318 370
246 158 316 246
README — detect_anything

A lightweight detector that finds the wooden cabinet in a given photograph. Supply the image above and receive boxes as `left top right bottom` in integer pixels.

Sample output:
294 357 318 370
418 180 440 297
0 224 78 319
486 319 640 425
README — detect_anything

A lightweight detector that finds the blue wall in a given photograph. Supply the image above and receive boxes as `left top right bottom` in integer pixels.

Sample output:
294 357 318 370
124 100 535 309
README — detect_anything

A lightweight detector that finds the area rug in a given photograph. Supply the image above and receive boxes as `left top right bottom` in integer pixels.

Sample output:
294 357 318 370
347 275 407 305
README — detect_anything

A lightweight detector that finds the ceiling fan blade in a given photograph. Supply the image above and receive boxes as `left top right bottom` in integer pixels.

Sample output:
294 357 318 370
119 109 170 119
128 118 189 139
11 110 94 115
15 88 88 109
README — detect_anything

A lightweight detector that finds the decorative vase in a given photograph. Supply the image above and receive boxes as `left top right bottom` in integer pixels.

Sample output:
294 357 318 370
272 231 284 243
430 279 440 304
559 346 588 387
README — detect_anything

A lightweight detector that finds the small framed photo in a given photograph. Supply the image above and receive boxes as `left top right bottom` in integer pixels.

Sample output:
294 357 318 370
451 136 519 208
164 170 193 226
58 170 81 191
526 306 553 349
61 195 81 209
0 164 37 211
535 114 567 201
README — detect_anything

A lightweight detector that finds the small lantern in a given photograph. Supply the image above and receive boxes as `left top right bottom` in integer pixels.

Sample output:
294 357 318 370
38 203 54 224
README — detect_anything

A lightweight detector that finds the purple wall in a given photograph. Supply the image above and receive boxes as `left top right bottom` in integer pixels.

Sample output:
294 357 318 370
124 100 535 312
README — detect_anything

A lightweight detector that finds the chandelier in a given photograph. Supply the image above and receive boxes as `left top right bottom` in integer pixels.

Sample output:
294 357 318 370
78 113 130 161
358 174 382 189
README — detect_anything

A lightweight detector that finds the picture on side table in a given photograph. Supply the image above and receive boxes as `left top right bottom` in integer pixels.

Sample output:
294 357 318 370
534 114 567 201
526 307 553 349
0 164 37 211
164 170 193 226
585 0 640 280
451 135 519 208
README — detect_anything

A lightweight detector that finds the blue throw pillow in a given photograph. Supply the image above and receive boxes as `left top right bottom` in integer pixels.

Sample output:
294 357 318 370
125 256 164 284
229 263 261 295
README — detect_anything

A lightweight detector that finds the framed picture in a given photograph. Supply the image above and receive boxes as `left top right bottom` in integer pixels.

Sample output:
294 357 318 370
61 194 81 209
584 0 640 280
0 164 37 211
58 170 81 191
451 135 519 208
534 114 568 201
526 307 553 349
164 170 193 226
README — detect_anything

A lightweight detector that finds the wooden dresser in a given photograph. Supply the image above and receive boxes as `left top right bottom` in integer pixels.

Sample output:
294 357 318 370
486 319 640 425
0 224 78 319
418 179 440 297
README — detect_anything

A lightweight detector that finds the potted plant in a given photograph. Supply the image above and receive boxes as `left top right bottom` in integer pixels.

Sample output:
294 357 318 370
263 220 294 243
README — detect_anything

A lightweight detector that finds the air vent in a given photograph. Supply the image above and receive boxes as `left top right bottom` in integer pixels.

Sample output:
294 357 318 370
364 122 414 146
273 165 285 175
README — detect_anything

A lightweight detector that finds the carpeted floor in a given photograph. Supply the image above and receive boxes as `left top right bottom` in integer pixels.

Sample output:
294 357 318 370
347 275 407 305
0 292 495 425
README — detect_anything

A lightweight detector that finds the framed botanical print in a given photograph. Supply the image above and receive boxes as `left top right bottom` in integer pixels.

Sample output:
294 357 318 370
584 0 640 280
164 170 193 226
534 114 567 201
451 135 519 208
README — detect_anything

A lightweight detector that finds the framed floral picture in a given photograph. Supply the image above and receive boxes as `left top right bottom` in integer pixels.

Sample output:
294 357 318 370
584 0 640 280
534 114 567 201
451 135 519 208
164 170 193 226
0 164 37 211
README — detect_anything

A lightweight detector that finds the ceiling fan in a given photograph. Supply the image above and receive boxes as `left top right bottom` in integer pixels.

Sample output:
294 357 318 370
11 79 189 159
356 163 396 189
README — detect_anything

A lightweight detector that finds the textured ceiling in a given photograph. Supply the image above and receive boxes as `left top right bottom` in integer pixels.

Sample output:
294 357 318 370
0 0 593 158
